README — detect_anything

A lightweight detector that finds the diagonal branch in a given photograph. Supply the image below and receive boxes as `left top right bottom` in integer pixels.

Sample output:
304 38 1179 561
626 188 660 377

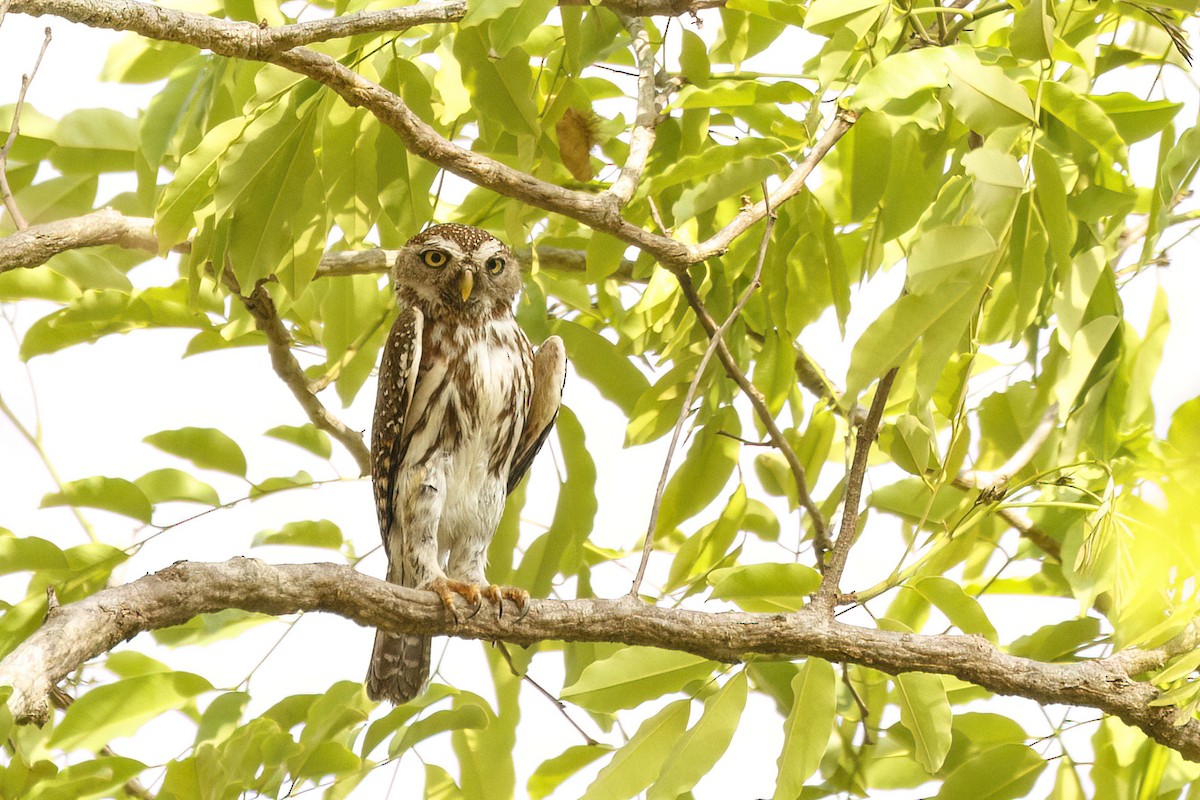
3 557 1198 763
223 274 373 475
814 367 898 612
676 271 830 553
0 23 51 231
630 196 776 598
605 13 666 208
690 109 858 263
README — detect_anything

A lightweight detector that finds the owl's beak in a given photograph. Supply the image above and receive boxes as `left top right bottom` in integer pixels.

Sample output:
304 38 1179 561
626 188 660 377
458 269 475 302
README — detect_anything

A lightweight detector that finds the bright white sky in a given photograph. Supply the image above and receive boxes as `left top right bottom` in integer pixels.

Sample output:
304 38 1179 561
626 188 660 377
1 7 1199 799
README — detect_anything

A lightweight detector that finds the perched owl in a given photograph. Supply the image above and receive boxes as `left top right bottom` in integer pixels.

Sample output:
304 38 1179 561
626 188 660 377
366 223 567 705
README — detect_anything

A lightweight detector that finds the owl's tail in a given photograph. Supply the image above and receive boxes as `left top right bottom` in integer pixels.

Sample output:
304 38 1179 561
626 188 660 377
366 630 430 705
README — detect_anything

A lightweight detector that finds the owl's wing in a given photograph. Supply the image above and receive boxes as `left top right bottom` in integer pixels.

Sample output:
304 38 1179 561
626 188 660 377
372 305 424 540
507 335 567 495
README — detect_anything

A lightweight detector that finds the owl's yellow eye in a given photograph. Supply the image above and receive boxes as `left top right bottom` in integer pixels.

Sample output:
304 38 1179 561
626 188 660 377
421 249 448 269
485 256 505 275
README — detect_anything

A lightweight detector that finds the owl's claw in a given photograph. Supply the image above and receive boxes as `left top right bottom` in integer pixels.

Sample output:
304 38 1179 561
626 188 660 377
481 585 530 621
428 577 482 624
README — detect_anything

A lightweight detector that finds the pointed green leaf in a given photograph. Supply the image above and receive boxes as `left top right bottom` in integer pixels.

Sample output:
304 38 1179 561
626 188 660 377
896 672 952 773
144 427 247 477
265 424 332 458
936 743 1047 799
773 658 836 798
582 700 690 800
708 563 821 612
252 519 343 551
562 648 715 713
49 671 213 752
650 670 748 800
134 468 220 506
40 476 153 523
529 745 613 800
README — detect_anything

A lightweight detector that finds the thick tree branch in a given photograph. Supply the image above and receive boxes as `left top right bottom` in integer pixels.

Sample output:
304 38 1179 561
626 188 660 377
676 271 830 551
7 0 693 266
2 557 1197 761
224 275 374 476
233 1 465 54
0 209 160 272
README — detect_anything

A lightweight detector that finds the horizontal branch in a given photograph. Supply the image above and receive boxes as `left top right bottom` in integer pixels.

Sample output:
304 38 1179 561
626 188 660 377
3 558 1193 761
0 210 634 279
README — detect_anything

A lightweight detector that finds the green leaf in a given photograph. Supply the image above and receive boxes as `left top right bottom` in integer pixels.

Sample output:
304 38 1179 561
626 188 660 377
265 424 332 459
935 743 1047 799
1090 93 1183 144
708 563 821 612
550 320 648 415
425 764 466 800
649 670 748 799
582 699 690 800
804 0 886 35
1010 0 1055 61
1007 617 1100 661
144 427 247 477
1040 82 1128 166
40 476 153 523
392 704 489 756
134 468 220 506
845 276 988 401
155 115 249 250
0 531 68 575
153 609 277 647
895 672 952 773
772 659 836 798
946 49 1036 132
906 225 998 295
656 408 741 535
252 519 343 551
529 745 613 800
49 671 213 751
912 577 999 643
562 648 715 713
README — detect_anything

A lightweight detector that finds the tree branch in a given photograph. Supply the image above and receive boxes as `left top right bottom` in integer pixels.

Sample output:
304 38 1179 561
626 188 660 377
631 195 775 598
223 274 373 476
605 13 665 208
814 367 898 612
690 109 858 263
676 271 830 552
0 23 51 231
0 210 635 279
3 557 1197 762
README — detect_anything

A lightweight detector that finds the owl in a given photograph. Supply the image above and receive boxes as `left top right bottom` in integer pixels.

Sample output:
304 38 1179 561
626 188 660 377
366 223 567 705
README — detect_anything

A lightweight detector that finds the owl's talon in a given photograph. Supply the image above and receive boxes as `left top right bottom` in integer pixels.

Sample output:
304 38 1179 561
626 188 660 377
428 577 484 625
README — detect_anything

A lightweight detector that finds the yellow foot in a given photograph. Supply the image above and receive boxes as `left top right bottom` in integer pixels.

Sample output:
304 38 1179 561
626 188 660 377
427 577 483 624
480 585 530 620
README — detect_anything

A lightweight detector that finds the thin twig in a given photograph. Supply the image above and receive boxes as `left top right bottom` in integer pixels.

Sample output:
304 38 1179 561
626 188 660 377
958 402 1058 496
494 642 599 746
222 272 372 475
814 367 898 613
630 191 776 598
675 274 831 558
0 25 51 230
841 663 874 745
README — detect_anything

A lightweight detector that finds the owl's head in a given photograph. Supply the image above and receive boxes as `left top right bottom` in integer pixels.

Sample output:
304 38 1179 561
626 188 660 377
393 223 522 315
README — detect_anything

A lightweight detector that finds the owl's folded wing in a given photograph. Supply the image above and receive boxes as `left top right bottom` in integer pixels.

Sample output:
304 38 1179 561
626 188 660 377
371 305 424 539
507 335 567 495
